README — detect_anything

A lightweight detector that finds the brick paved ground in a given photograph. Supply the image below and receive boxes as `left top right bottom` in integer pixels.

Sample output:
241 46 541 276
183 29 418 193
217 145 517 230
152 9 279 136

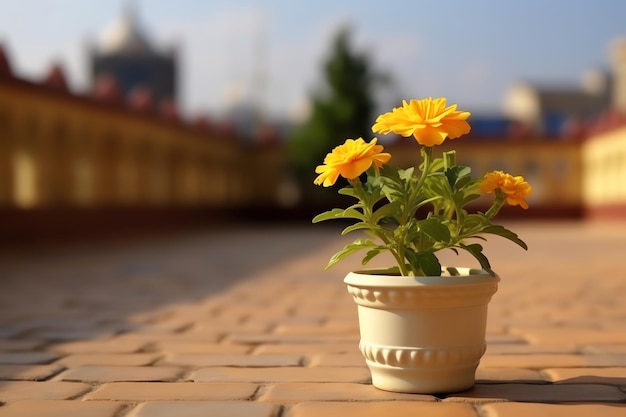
1 221 626 416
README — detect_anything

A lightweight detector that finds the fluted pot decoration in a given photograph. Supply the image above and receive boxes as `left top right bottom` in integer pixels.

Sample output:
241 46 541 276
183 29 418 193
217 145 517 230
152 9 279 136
344 268 499 393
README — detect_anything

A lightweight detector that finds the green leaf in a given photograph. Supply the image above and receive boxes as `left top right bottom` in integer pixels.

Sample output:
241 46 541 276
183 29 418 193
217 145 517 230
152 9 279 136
338 187 357 198
398 167 415 181
417 251 442 276
362 248 384 265
359 266 402 275
459 193 482 206
341 222 373 235
445 165 472 188
443 150 456 170
418 218 451 242
312 207 365 223
325 239 377 270
460 243 494 275
405 249 442 276
312 208 344 223
463 213 486 230
372 201 400 223
482 225 528 250
428 157 445 173
414 195 443 210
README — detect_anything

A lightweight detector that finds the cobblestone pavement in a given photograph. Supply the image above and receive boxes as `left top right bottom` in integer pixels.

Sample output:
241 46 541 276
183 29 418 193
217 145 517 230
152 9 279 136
1 221 626 416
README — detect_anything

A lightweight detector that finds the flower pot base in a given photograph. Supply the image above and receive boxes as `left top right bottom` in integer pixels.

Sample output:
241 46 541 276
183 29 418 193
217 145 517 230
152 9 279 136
367 360 477 394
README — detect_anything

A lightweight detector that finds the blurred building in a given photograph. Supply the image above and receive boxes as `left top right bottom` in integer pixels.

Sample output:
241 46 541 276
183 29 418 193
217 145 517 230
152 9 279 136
90 7 177 105
0 38 285 241
386 133 584 218
584 39 626 217
503 70 611 136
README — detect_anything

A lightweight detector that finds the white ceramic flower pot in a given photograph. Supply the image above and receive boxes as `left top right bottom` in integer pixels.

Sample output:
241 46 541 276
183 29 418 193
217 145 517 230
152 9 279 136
344 268 499 394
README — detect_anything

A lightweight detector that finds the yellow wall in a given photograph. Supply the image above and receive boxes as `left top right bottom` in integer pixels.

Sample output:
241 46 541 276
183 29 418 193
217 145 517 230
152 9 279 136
0 78 285 210
583 126 626 209
386 137 583 211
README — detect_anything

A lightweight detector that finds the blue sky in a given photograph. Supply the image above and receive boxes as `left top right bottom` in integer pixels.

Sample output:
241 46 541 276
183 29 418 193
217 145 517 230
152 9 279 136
1 0 625 121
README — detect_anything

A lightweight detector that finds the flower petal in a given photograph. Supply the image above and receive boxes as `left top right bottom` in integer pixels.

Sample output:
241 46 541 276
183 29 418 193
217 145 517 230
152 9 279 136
313 137 391 186
372 97 471 146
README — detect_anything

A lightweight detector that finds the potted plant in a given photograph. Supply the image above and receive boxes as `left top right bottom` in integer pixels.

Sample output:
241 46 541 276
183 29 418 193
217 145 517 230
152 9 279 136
313 97 532 394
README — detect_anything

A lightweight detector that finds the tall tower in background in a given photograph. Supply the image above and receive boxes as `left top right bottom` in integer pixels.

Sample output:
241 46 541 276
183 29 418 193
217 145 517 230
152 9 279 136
90 6 177 104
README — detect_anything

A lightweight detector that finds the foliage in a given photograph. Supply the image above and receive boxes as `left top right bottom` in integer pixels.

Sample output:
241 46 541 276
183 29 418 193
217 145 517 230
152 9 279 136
313 98 532 276
289 27 386 180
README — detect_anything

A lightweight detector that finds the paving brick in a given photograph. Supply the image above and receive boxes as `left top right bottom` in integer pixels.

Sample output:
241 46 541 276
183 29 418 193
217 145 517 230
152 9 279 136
253 343 358 355
56 365 183 382
259 382 436 403
226 333 357 344
0 352 60 365
273 323 359 336
485 323 507 334
583 344 626 354
31 329 115 341
0 381 90 401
85 381 257 401
443 383 626 403
50 340 147 354
543 367 626 385
307 353 367 367
191 366 371 383
0 400 124 417
0 364 63 381
265 317 326 327
189 321 272 333
0 327 26 339
475 368 547 383
0 340 45 352
287 401 478 417
481 354 586 368
513 328 626 345
54 353 160 367
163 354 302 367
153 341 251 355
127 401 278 417
485 334 527 343
485 343 579 354
124 319 193 333
113 332 221 343
481 354 626 368
480 402 626 417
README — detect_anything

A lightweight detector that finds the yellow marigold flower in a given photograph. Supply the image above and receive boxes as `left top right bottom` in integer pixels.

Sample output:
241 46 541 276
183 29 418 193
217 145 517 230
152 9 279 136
372 97 471 146
314 138 391 187
480 171 532 209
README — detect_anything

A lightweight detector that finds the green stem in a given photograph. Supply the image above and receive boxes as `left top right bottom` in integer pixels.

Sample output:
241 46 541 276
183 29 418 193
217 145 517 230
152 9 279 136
397 146 433 276
485 190 506 220
400 146 433 225
415 146 433 194
350 179 409 276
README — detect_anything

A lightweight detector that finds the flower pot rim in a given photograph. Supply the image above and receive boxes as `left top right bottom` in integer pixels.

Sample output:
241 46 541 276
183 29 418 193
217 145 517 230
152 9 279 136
344 267 500 288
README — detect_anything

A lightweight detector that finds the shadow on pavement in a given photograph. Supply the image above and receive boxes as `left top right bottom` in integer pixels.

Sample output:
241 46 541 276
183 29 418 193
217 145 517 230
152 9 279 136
0 224 338 340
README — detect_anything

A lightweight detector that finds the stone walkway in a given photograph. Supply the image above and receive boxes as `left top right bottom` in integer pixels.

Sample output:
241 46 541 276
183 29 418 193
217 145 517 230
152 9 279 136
1 221 626 416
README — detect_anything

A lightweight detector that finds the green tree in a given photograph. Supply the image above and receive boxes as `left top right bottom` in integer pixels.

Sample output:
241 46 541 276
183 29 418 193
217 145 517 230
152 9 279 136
289 27 387 183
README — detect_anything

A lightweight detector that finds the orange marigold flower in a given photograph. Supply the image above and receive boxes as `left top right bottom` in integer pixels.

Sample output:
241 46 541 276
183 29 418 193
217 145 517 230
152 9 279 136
372 97 471 146
480 171 532 209
314 138 391 187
